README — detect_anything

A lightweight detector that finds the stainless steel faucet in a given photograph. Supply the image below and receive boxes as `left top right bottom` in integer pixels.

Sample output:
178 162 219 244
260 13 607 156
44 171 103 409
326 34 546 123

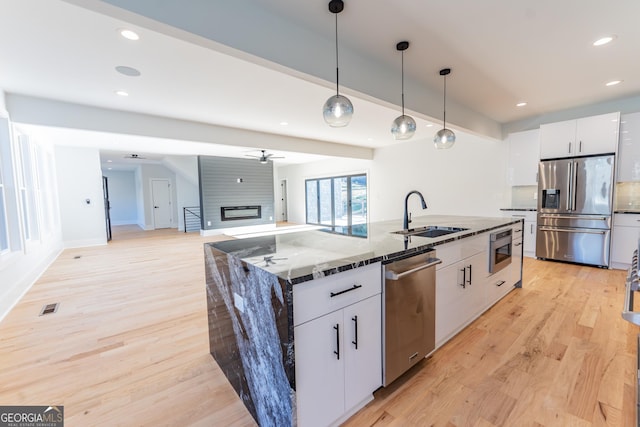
403 190 428 230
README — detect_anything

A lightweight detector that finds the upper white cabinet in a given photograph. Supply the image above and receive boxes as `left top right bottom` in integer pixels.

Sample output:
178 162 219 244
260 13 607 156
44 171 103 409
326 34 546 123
539 112 620 159
618 112 640 182
507 129 540 186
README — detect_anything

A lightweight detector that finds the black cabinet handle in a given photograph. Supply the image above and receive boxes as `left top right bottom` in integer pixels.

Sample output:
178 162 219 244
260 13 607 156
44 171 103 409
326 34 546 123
352 316 358 349
467 264 472 285
496 280 506 287
333 324 340 360
460 268 466 288
330 284 362 298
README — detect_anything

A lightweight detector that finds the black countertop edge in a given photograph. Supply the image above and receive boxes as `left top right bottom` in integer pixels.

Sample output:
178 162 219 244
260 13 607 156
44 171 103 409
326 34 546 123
500 208 537 211
209 218 524 285
615 210 640 214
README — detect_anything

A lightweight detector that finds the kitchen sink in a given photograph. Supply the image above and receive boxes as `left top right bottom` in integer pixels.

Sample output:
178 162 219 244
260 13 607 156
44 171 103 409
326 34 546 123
392 226 469 238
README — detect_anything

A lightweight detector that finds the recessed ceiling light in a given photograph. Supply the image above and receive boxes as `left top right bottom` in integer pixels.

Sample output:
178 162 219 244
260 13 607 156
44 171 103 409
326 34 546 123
115 66 141 77
367 138 373 141
120 29 139 41
107 160 112 163
593 36 615 46
280 121 288 126
426 124 434 128
605 80 622 86
107 167 113 170
516 102 527 107
115 90 129 97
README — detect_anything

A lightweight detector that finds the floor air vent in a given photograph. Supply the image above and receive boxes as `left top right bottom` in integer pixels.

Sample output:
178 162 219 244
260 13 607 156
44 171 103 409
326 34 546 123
39 303 59 316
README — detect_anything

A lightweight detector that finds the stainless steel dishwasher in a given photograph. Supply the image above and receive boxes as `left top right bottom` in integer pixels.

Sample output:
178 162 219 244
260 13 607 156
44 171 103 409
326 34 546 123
383 249 441 386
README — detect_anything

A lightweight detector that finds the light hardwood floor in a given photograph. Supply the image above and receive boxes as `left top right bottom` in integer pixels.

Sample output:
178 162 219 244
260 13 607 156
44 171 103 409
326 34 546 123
0 226 636 426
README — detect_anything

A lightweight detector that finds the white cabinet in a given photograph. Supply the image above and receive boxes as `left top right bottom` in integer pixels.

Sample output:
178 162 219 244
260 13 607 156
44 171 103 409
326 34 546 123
539 112 620 159
486 223 522 307
611 214 640 269
618 112 640 182
501 211 536 258
507 129 540 186
293 263 382 427
435 236 488 346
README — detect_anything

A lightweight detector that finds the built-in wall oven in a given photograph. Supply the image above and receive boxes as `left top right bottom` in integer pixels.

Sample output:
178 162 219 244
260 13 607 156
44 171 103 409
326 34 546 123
489 228 512 274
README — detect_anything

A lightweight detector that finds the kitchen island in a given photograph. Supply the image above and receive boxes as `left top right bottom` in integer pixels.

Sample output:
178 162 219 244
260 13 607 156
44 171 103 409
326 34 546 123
204 215 523 427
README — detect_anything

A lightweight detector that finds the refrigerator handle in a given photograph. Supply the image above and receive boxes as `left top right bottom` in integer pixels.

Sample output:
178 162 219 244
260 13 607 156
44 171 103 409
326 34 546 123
572 160 578 211
566 161 573 211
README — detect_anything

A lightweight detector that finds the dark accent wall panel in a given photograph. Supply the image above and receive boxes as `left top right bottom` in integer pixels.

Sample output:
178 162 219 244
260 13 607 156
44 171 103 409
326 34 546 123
198 156 274 230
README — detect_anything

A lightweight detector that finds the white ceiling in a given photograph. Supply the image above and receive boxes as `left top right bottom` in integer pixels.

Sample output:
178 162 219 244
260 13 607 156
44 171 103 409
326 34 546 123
1 0 640 165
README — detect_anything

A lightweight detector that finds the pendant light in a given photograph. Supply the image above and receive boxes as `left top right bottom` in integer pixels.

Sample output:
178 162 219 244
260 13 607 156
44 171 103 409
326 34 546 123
434 68 455 149
391 41 416 140
323 0 353 127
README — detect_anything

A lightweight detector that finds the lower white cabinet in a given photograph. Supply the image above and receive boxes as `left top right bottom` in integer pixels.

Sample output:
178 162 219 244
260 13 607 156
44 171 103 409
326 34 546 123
436 244 487 346
293 263 382 427
611 214 640 269
501 211 536 258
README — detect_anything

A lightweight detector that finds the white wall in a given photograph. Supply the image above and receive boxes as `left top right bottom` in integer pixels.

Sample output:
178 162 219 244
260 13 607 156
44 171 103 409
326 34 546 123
277 132 509 225
165 156 200 231
55 145 107 247
102 170 137 225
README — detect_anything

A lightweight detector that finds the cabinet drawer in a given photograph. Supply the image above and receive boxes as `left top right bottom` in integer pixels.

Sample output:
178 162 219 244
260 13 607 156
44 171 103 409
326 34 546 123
293 262 381 326
614 214 640 227
486 268 514 306
503 211 537 223
436 235 486 270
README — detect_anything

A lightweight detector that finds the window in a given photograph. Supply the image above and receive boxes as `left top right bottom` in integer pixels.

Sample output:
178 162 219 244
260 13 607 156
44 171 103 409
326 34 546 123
16 134 40 243
0 118 11 254
305 173 367 227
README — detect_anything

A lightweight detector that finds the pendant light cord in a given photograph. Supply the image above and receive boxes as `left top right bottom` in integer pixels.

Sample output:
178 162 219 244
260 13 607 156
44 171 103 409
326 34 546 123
401 50 405 115
443 75 447 128
335 13 340 96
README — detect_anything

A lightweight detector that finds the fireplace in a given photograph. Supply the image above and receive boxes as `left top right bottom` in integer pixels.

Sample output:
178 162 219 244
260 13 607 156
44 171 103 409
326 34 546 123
221 205 262 221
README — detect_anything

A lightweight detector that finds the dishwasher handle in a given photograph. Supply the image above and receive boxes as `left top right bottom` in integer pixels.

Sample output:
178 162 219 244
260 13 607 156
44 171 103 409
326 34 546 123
385 258 442 281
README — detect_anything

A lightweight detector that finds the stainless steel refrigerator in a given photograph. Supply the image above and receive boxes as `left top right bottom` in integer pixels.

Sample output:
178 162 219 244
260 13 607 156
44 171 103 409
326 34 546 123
536 154 614 268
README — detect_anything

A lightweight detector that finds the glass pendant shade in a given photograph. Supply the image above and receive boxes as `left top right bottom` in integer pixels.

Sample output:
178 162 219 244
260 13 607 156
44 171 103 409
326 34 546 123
390 41 415 140
434 67 455 149
323 94 353 127
391 114 417 140
434 128 456 149
324 0 353 127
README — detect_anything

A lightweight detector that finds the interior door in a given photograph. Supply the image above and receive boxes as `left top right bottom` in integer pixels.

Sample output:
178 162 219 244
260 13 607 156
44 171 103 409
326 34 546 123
102 176 112 241
279 180 288 222
151 179 172 229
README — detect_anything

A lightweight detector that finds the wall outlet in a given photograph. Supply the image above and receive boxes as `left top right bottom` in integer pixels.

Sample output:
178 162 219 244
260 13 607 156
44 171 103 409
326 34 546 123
233 292 244 313
207 221 212 226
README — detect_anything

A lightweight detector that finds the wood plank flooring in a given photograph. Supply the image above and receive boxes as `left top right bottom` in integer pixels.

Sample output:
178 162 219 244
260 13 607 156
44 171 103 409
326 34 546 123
0 225 636 426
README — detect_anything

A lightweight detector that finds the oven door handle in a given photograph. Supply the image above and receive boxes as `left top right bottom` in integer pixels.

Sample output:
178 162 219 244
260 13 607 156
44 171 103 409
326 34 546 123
538 227 607 235
538 214 609 221
385 258 442 281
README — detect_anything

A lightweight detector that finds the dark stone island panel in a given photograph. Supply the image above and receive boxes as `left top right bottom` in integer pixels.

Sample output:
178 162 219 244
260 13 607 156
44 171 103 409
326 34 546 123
204 243 295 426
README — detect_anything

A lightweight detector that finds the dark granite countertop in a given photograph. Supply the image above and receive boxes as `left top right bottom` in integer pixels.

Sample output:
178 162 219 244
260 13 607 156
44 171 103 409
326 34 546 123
500 208 537 211
207 215 522 284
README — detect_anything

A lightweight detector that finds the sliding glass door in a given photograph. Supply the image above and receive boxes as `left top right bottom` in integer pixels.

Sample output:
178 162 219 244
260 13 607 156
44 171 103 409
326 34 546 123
305 174 367 227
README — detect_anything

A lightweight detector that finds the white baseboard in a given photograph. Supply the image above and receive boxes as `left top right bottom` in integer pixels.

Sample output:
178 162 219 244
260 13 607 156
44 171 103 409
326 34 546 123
63 238 108 249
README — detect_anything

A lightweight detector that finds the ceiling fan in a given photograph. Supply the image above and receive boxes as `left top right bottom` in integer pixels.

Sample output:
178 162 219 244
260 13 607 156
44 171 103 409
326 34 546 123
245 150 284 164
123 153 146 159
